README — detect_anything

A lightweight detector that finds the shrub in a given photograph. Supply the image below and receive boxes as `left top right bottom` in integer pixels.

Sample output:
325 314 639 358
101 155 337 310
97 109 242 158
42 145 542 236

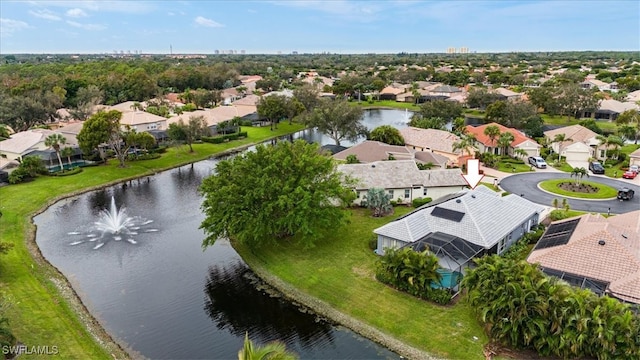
345 154 359 164
412 197 433 208
549 209 570 221
501 191 511 197
51 167 83 177
240 120 254 126
8 167 29 184
181 103 197 112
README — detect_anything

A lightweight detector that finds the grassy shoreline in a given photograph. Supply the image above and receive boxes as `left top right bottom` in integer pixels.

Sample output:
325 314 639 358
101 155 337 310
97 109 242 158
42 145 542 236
233 207 488 360
0 124 304 359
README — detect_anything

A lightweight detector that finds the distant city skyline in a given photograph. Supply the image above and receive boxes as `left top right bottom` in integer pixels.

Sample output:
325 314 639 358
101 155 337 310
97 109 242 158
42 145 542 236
0 0 638 54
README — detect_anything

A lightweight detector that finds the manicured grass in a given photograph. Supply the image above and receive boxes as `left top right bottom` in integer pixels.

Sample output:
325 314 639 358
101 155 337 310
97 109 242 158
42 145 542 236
354 100 420 111
551 161 574 172
479 182 500 192
0 123 305 359
496 161 533 173
603 144 640 178
539 179 618 199
235 207 488 360
540 114 619 132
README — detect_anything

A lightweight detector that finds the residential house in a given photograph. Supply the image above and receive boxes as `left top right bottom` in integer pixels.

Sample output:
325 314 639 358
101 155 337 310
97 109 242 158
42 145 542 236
431 85 462 97
493 87 523 101
629 148 640 168
166 105 257 130
337 160 467 206
333 140 449 169
222 88 242 105
373 186 544 286
120 111 168 132
464 123 541 157
527 211 640 305
593 99 639 121
0 129 78 162
543 125 600 164
581 78 617 93
379 85 406 100
399 127 464 166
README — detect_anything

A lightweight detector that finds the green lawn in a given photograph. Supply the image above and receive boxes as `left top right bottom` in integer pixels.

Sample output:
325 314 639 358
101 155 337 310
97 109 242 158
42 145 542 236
235 207 488 360
551 161 574 172
0 123 304 359
539 179 618 199
540 114 619 132
496 161 533 173
354 100 420 111
603 144 640 178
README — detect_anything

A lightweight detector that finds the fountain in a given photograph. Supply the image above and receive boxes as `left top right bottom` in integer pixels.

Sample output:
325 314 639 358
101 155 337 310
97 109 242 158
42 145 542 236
67 196 157 249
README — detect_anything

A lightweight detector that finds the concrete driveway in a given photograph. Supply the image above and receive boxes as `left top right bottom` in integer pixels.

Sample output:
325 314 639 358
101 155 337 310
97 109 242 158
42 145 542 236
566 160 589 170
499 172 640 215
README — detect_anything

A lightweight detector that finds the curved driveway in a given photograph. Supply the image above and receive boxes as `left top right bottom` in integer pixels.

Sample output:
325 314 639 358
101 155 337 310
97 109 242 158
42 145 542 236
499 173 640 215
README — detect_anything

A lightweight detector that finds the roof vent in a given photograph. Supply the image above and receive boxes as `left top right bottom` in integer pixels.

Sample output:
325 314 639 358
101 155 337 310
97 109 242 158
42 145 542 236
371 164 375 168
598 240 606 246
471 195 476 199
622 234 628 239
456 199 461 203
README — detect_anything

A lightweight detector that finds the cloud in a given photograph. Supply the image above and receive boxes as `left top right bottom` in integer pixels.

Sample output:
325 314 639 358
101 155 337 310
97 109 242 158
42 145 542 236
194 16 224 27
66 20 105 31
30 1 154 14
0 18 29 36
28 9 62 21
66 8 88 18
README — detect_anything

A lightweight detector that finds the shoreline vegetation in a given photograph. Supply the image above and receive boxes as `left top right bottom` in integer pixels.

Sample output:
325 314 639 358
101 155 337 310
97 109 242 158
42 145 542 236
0 124 304 359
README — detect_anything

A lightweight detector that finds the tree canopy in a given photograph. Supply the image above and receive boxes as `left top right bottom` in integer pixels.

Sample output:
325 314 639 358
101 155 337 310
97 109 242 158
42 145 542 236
368 125 405 145
305 98 366 146
200 140 355 248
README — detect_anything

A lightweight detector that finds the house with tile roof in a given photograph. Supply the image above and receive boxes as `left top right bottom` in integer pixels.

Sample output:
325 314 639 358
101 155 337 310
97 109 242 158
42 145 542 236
0 129 78 162
166 105 257 129
337 160 467 206
493 87 523 101
374 186 544 279
464 122 541 157
543 124 600 163
399 127 464 166
593 99 639 121
333 140 449 169
527 211 640 305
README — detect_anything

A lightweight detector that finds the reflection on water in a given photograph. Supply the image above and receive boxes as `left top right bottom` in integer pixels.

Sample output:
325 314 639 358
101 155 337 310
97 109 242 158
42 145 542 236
204 262 334 349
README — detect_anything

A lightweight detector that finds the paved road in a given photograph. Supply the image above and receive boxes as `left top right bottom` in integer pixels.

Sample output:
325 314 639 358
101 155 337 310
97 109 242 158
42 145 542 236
499 173 640 215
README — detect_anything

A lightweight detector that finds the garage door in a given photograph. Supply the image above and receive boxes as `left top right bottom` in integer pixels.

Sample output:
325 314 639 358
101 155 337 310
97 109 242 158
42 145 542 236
564 150 589 162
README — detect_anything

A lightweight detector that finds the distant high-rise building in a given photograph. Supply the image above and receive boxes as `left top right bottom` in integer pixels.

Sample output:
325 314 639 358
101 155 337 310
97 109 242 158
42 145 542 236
447 47 456 54
240 50 245 54
214 49 220 54
459 47 469 54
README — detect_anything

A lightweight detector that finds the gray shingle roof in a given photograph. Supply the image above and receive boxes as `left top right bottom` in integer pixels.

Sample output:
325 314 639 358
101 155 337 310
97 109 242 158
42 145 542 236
337 160 467 190
374 186 544 249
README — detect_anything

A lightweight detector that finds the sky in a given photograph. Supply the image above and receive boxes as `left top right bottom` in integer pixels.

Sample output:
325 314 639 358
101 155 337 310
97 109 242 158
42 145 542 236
0 0 638 54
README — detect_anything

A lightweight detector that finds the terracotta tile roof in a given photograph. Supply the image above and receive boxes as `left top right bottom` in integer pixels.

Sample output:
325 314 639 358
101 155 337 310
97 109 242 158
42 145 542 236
399 127 461 154
528 211 640 304
464 122 537 147
165 105 257 127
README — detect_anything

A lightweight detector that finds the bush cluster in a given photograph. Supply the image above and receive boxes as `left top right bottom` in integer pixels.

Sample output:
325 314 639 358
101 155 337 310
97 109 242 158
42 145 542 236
411 197 433 208
463 256 640 359
50 167 83 177
201 131 248 144
126 153 161 161
375 247 453 305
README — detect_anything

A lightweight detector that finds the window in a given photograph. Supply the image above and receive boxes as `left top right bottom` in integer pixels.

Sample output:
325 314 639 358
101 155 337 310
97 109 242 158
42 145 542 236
148 123 158 130
423 188 428 196
388 190 394 198
404 189 410 199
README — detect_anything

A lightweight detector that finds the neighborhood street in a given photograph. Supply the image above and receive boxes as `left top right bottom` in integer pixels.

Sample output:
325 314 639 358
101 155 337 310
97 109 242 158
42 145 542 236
498 172 640 215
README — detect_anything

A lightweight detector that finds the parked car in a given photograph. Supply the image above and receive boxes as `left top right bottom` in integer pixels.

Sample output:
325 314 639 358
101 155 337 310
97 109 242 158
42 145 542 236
630 165 639 174
622 170 637 179
589 161 605 174
617 188 635 200
528 156 547 169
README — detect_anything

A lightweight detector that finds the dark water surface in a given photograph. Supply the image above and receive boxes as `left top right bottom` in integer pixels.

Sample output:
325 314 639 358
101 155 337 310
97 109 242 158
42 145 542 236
34 109 410 359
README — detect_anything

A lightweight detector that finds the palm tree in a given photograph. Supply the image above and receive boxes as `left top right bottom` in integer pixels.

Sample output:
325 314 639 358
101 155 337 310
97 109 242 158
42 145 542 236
60 147 74 168
552 134 571 163
497 132 515 156
571 167 588 186
45 133 66 171
238 332 297 360
484 125 501 153
452 133 478 158
514 148 528 159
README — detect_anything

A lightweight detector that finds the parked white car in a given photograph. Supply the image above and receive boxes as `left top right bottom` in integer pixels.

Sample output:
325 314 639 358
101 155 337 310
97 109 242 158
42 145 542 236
528 156 547 169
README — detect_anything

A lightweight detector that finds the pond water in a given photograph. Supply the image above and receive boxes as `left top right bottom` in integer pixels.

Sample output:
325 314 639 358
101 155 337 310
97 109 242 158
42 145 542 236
33 109 411 359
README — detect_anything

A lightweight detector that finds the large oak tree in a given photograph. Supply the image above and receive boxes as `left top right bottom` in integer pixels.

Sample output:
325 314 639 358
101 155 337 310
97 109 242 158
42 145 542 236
199 140 355 248
305 98 366 146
